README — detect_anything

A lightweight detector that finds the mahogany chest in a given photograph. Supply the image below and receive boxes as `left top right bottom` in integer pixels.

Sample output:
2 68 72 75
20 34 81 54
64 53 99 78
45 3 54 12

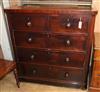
4 6 97 89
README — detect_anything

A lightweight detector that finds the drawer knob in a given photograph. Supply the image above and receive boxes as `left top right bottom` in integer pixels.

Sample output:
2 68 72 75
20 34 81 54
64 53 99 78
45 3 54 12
65 57 70 62
66 40 71 46
65 73 69 77
27 37 32 43
32 69 37 75
27 17 31 21
47 52 51 55
66 19 71 28
30 54 35 60
47 34 50 38
66 23 71 28
27 21 32 27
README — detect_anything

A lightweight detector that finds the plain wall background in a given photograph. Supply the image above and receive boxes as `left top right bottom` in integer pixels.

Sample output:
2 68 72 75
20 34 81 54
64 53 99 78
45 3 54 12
92 0 100 33
0 1 13 60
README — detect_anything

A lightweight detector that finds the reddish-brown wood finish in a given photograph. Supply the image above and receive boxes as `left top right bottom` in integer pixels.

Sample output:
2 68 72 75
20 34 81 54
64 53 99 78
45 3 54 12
50 14 90 33
4 6 97 89
10 13 48 32
16 48 85 68
18 63 83 82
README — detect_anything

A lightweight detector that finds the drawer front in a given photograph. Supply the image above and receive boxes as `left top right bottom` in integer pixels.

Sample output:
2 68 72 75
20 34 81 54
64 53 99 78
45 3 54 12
11 13 48 32
14 32 87 51
14 32 47 48
50 14 90 33
17 48 85 68
17 48 49 62
49 51 85 68
18 63 83 82
48 34 87 51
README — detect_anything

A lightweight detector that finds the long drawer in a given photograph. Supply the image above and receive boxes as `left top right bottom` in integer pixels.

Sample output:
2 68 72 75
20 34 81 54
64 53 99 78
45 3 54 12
14 31 87 51
16 48 86 68
17 63 83 83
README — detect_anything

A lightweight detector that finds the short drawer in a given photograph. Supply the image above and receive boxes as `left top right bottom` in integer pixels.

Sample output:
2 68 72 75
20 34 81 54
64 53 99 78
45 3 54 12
14 31 47 48
16 48 85 68
18 63 83 82
50 14 90 33
17 48 49 62
48 66 83 82
48 34 87 51
11 13 48 32
49 51 86 68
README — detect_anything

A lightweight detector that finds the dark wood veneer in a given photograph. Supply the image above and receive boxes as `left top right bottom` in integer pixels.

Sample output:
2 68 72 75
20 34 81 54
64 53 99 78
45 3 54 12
16 48 86 68
5 6 97 89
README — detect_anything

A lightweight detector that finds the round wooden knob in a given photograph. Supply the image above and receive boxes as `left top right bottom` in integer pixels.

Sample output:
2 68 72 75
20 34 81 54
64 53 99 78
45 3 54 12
66 18 71 28
27 17 31 21
26 21 32 27
65 57 70 62
66 40 71 45
33 69 37 75
66 23 71 28
47 34 50 38
30 54 35 60
65 73 69 77
27 37 32 43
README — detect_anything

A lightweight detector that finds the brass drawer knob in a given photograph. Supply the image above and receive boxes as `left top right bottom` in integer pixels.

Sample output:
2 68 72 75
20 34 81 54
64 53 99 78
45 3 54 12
30 54 35 60
65 57 70 62
26 21 32 27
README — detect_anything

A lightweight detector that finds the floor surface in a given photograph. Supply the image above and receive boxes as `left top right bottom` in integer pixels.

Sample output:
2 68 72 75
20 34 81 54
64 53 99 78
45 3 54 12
0 73 87 92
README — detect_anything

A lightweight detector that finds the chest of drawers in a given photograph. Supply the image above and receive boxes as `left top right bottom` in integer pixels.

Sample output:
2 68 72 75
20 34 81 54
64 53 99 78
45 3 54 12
5 6 97 89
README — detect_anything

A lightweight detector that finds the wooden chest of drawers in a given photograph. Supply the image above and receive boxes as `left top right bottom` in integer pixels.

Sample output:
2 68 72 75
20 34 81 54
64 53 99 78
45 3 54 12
5 6 97 89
